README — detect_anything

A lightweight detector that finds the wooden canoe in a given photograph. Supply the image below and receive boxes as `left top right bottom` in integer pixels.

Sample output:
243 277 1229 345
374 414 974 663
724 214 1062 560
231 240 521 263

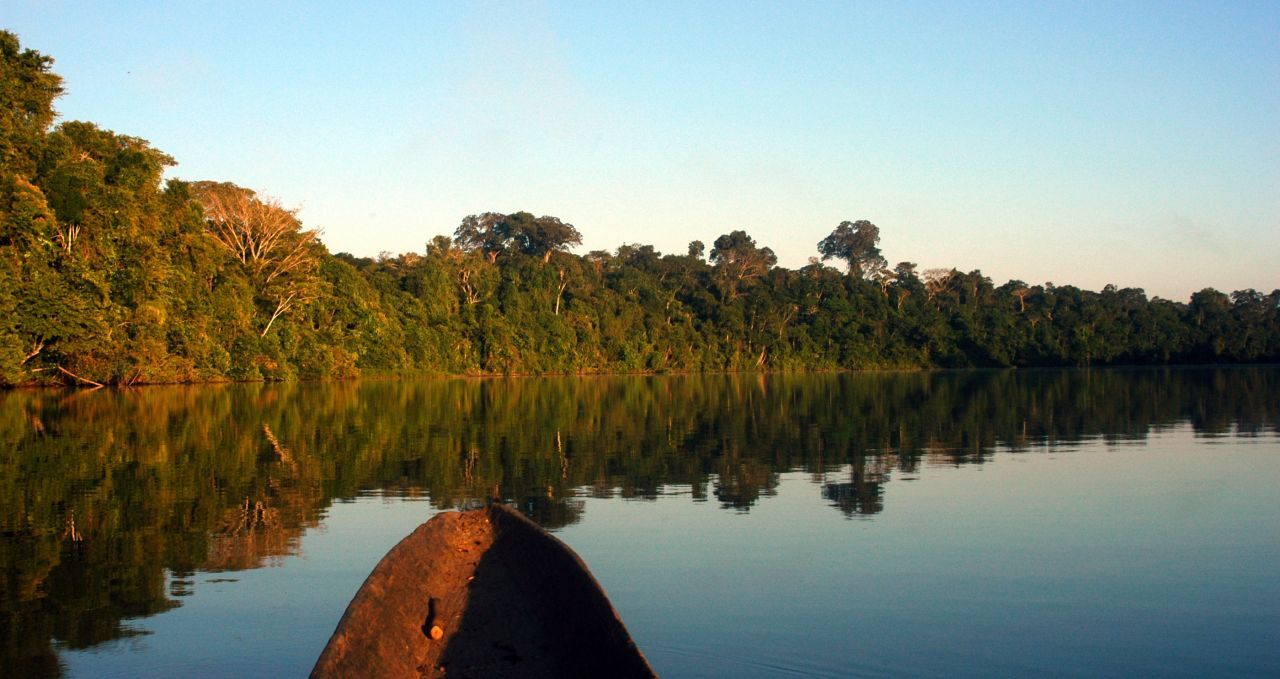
311 503 656 678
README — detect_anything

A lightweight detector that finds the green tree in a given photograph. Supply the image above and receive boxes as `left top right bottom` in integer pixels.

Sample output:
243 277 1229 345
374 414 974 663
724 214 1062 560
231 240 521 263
710 230 776 302
453 212 507 263
0 31 64 178
454 212 582 265
503 212 582 264
817 219 886 279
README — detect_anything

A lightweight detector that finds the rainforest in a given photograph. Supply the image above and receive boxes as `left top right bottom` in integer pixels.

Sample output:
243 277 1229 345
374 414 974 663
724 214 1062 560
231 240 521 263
2 31 1278 388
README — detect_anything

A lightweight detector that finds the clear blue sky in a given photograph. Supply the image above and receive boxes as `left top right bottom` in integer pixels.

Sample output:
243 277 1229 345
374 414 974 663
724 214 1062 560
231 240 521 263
6 1 1278 300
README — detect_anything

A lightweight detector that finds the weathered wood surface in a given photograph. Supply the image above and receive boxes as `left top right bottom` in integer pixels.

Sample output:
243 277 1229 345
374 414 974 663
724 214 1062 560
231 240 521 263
311 504 656 678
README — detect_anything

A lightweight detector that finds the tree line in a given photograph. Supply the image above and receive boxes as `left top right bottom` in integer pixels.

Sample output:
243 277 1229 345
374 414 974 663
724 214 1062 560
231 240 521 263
2 31 1277 387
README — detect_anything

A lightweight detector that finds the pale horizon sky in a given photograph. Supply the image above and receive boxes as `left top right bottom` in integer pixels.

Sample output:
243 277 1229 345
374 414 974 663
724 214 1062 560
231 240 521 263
6 1 1278 301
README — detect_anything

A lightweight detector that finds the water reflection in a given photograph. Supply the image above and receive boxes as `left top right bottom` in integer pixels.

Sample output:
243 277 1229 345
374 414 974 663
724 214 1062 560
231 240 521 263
1 367 1277 673
822 457 887 516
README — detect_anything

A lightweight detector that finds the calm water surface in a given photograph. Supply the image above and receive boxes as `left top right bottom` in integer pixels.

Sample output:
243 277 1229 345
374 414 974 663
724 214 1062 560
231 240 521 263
2 369 1278 677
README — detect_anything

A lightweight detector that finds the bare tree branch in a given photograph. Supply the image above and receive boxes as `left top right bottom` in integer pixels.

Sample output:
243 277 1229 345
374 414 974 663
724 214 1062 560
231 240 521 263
56 365 104 389
20 337 44 365
194 183 322 336
195 184 320 285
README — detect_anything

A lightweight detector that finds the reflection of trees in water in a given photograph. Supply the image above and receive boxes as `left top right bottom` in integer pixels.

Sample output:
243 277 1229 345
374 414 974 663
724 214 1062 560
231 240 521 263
0 366 1277 670
0 385 326 675
207 498 289 572
823 457 888 517
515 496 586 528
714 458 778 511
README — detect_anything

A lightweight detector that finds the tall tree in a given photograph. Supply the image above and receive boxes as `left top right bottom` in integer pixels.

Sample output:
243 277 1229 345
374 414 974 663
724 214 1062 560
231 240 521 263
192 181 322 336
503 212 582 264
453 212 582 265
193 182 318 285
0 31 64 178
817 220 886 279
710 230 776 302
454 212 507 263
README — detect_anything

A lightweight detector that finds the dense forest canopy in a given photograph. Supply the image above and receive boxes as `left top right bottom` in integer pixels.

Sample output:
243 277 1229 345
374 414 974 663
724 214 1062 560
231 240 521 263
1 31 1277 386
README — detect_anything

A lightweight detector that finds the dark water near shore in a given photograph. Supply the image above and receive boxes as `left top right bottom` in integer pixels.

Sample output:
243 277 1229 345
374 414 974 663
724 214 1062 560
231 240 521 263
2 368 1278 677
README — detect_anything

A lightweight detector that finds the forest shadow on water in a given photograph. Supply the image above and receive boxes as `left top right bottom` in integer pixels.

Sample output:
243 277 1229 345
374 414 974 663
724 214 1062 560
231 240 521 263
1 367 1277 675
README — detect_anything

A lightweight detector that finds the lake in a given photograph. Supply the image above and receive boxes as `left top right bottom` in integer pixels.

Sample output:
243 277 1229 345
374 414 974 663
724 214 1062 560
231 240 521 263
2 368 1278 677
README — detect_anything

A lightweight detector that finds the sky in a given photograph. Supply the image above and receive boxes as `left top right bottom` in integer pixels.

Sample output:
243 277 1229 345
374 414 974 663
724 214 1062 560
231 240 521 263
5 0 1278 301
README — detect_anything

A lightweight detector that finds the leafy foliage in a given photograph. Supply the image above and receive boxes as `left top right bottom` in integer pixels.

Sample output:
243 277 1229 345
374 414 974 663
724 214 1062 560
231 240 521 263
817 219 885 278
